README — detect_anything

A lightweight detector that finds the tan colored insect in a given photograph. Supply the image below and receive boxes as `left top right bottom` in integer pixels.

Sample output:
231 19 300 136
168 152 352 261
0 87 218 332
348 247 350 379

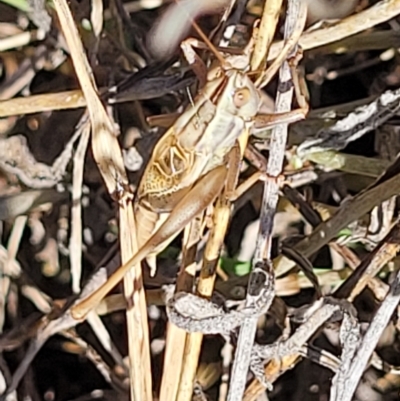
71 15 307 320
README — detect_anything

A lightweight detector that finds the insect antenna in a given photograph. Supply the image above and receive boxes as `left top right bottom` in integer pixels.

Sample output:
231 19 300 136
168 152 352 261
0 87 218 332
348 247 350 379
190 19 227 67
172 0 228 67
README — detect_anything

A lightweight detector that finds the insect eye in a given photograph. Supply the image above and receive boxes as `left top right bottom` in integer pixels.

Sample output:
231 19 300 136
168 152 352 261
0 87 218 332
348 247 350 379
233 88 251 108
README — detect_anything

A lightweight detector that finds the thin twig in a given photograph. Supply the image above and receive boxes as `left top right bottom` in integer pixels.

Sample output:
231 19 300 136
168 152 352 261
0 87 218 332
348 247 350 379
250 0 283 72
52 1 152 399
176 143 247 401
268 0 400 61
227 2 305 400
331 267 400 401
0 217 26 333
274 158 400 277
69 124 90 294
159 219 201 401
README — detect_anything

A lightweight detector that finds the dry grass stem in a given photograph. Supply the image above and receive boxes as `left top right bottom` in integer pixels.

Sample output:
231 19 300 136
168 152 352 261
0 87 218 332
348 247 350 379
3 0 400 400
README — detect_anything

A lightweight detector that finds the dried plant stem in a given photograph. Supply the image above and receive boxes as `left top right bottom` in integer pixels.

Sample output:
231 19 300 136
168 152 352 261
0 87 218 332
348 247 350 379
0 216 26 333
176 139 248 401
243 355 300 401
120 207 153 401
0 29 44 52
243 219 400 400
0 90 86 117
274 164 400 278
227 2 305 400
268 0 400 61
332 268 400 401
52 0 152 399
0 1 397 121
335 219 400 302
159 219 201 401
250 0 283 72
69 124 90 294
174 232 221 401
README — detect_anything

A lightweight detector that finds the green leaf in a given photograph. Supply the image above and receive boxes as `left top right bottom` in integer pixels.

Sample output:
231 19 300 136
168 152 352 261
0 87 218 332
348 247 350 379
221 257 252 276
0 0 29 13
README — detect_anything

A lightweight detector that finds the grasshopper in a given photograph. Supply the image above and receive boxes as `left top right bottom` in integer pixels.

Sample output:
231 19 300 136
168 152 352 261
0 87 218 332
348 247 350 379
71 20 307 320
